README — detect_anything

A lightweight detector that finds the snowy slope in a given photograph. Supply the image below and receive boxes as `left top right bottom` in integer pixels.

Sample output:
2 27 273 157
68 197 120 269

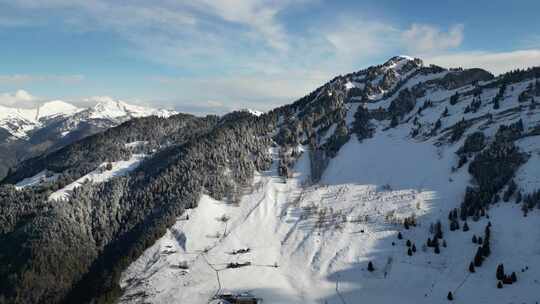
121 132 540 304
14 170 59 190
48 154 146 201
0 105 41 139
36 100 82 120
120 58 540 304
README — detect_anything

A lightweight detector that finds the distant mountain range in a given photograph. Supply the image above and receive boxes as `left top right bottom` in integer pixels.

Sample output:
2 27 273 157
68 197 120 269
0 97 176 178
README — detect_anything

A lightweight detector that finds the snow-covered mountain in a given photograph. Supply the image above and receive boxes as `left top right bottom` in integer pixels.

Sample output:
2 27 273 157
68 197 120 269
2 56 540 304
118 56 540 304
0 97 175 140
0 97 176 178
0 100 80 139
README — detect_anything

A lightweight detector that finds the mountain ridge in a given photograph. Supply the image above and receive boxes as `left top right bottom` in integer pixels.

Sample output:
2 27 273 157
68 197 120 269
0 97 177 179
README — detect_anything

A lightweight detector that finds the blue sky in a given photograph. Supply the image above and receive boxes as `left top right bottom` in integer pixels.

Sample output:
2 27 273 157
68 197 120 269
1 0 539 114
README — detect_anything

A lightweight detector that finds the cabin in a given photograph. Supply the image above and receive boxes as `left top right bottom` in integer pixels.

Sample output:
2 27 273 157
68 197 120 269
212 292 262 304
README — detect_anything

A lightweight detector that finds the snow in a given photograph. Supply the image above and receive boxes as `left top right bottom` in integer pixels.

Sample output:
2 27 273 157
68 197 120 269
397 55 415 61
242 109 264 116
86 97 176 120
120 127 462 303
319 124 337 143
15 170 59 190
365 70 449 111
0 105 40 138
36 100 81 119
125 141 148 149
121 111 540 304
0 98 176 139
48 154 146 202
515 135 540 194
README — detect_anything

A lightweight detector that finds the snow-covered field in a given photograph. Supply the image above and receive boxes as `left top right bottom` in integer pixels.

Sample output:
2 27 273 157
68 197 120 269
120 127 540 303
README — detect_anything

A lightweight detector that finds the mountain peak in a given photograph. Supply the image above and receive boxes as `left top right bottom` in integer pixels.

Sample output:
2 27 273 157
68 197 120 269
84 96 177 120
382 55 423 71
37 100 81 120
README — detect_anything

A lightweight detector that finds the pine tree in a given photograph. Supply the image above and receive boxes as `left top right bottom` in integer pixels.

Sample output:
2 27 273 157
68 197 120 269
516 191 522 204
497 281 503 289
435 221 443 239
397 232 403 240
390 115 399 128
511 272 517 283
412 244 417 253
447 291 454 301
434 243 441 254
482 238 491 257
406 240 412 247
407 248 413 256
427 237 432 247
442 240 447 248
493 98 500 109
469 262 476 273
368 261 375 272
443 107 449 117
472 235 477 244
496 264 505 281
450 92 460 105
463 222 469 232
474 248 483 267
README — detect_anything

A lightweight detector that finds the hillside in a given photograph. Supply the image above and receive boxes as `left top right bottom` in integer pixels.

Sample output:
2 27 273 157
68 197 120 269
118 56 540 303
1 56 540 304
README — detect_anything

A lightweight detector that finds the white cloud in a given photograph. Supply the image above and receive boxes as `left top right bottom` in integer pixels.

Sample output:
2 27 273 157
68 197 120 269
151 68 329 114
0 89 39 107
324 19 399 62
425 49 540 75
402 23 464 54
184 0 294 51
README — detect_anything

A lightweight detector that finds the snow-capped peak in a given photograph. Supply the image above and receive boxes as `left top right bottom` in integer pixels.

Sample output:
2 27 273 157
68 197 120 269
382 55 423 72
85 96 176 120
0 96 176 140
397 54 416 61
36 100 81 120
241 108 264 117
